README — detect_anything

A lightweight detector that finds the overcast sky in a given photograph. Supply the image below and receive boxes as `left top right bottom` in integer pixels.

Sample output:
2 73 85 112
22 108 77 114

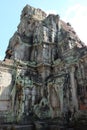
0 0 87 60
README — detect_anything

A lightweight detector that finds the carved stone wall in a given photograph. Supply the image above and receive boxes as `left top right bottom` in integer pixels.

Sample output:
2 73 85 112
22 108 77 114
0 5 87 124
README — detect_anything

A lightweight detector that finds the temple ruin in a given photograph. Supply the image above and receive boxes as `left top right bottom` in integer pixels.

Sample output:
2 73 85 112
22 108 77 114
0 4 87 129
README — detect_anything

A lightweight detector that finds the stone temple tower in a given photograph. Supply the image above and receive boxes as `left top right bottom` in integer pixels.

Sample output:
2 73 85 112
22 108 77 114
0 4 87 129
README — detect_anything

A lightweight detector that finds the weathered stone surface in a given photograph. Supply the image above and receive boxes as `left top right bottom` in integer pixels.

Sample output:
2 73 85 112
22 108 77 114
0 4 87 128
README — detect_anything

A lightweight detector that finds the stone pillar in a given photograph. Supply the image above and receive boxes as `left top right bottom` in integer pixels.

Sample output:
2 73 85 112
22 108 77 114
70 66 78 110
81 64 85 79
58 84 63 113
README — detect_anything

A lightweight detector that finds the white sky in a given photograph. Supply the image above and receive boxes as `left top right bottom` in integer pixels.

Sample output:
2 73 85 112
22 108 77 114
63 3 87 44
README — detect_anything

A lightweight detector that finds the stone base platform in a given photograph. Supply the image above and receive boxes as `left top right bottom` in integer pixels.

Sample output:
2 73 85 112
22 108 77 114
0 121 87 130
0 124 34 130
